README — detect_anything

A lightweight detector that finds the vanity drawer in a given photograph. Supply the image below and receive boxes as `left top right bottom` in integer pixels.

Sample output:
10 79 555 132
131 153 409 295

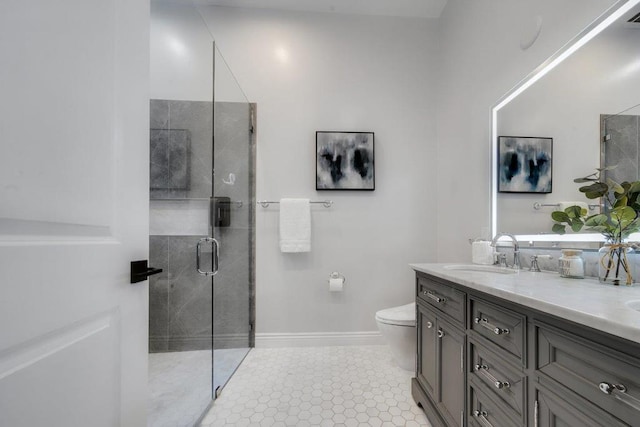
536 321 640 425
416 275 465 324
536 384 628 427
470 298 526 365
469 381 519 427
470 340 526 420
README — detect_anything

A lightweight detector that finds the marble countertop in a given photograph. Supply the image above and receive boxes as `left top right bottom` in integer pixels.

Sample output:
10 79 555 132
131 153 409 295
410 263 640 344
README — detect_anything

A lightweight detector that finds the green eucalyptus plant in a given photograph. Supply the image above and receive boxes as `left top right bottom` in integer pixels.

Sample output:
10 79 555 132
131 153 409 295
551 167 640 285
551 167 640 241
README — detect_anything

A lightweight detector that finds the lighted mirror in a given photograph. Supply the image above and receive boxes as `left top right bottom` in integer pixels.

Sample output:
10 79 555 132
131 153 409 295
492 0 640 245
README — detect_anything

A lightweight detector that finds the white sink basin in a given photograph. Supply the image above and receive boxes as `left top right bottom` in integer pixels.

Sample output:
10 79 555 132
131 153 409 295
443 264 518 275
626 300 640 312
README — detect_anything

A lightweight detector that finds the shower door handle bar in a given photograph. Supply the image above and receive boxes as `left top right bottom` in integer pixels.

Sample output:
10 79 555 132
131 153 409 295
197 237 220 276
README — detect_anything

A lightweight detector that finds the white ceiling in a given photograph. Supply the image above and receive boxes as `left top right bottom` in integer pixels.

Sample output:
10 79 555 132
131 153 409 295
179 0 449 18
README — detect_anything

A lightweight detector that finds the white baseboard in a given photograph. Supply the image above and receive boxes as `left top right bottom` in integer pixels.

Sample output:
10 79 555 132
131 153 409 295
255 331 384 348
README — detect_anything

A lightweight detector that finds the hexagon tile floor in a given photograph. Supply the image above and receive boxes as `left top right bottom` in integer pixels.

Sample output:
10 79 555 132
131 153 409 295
199 345 432 427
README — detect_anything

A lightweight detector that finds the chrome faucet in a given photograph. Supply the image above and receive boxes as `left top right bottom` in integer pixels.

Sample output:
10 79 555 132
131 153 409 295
490 233 521 270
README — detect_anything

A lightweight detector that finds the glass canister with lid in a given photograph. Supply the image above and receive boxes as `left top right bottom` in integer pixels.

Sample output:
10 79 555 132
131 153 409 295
559 249 585 279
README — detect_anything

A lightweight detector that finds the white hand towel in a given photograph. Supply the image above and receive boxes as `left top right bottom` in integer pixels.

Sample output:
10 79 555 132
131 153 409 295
279 198 311 253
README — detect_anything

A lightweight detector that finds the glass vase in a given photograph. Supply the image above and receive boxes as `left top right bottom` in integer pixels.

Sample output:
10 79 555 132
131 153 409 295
598 243 635 286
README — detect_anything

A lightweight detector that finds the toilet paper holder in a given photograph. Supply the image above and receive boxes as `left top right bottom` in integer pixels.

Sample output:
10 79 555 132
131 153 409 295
329 272 346 283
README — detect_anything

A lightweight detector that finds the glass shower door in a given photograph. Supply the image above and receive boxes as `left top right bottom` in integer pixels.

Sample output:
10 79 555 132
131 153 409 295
148 4 254 425
211 45 255 396
148 3 218 426
148 99 215 425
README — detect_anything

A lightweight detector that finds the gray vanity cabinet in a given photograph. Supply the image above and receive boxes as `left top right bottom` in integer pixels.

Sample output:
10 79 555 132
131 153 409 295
412 270 640 427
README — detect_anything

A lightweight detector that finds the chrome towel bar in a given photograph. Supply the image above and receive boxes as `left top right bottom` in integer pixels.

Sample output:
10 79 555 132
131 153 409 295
533 202 599 210
257 200 333 208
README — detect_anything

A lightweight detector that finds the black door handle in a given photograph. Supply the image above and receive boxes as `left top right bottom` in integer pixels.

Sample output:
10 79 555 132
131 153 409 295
130 260 163 284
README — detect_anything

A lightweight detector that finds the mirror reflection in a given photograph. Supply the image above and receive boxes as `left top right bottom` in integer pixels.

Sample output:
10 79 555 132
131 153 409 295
602 103 640 185
495 4 640 241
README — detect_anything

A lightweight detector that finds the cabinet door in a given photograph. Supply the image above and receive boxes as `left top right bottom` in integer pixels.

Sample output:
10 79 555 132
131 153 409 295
438 318 465 427
417 302 438 400
536 321 640 425
536 386 626 427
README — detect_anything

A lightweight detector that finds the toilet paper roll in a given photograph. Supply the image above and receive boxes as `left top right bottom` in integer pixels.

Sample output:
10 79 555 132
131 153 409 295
329 277 344 292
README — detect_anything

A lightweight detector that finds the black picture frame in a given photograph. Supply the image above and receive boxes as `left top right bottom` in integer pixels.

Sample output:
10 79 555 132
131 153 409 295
498 136 552 193
316 131 375 191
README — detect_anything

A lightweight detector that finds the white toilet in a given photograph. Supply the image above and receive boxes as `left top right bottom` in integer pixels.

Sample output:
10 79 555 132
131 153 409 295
375 302 416 371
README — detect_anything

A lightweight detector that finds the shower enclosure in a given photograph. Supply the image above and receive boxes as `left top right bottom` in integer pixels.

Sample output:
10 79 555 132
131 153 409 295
148 3 255 426
601 103 640 184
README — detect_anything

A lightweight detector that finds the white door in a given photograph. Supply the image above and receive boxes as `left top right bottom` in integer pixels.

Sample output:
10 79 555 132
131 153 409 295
0 0 149 426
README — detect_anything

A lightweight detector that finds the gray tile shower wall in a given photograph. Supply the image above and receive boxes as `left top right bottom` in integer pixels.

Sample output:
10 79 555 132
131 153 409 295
149 235 169 353
167 236 214 351
150 129 191 192
214 226 251 348
148 230 252 352
149 235 212 352
213 102 253 350
149 99 254 353
602 114 640 183
150 99 213 200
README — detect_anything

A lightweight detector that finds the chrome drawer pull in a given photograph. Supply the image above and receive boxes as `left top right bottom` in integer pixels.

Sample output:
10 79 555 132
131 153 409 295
426 321 433 329
437 328 444 338
474 317 510 335
599 382 640 411
472 410 494 427
423 290 447 304
475 364 511 389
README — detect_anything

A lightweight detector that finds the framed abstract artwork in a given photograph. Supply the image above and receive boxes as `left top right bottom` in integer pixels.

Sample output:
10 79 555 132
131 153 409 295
498 136 552 193
316 131 375 191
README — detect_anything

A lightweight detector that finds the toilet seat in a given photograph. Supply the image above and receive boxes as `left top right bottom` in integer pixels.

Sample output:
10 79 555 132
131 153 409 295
375 302 415 327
